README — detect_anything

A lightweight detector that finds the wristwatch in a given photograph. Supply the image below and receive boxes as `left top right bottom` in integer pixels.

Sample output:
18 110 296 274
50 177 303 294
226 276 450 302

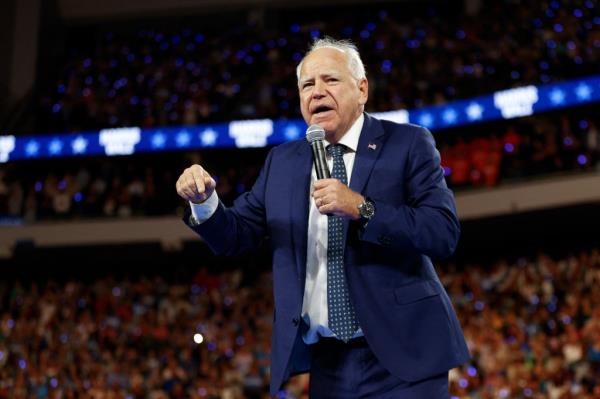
357 198 375 225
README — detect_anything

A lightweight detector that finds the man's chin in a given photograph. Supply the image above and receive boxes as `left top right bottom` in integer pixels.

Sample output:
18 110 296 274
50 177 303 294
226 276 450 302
310 119 337 133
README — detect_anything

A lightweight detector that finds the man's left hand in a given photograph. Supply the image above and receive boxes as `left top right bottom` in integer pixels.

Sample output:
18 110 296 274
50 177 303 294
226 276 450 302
313 179 364 220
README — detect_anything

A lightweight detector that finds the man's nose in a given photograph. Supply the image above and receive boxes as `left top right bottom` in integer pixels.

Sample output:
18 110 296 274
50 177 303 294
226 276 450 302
312 80 326 98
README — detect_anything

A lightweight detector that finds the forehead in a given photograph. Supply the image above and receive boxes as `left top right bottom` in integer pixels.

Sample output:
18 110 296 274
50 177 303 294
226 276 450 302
299 47 350 78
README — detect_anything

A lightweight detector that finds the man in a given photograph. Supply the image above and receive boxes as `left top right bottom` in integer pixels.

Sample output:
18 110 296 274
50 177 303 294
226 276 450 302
176 38 470 398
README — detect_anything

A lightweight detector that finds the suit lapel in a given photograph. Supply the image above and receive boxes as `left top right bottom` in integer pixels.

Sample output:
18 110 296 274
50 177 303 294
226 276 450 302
349 113 386 194
291 143 313 281
343 113 386 240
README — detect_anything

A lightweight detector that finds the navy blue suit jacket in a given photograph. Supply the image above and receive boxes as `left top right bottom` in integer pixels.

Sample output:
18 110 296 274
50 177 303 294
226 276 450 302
184 113 470 395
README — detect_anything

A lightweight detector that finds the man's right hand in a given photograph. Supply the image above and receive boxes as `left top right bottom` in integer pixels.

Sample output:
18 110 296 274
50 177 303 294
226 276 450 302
176 165 216 204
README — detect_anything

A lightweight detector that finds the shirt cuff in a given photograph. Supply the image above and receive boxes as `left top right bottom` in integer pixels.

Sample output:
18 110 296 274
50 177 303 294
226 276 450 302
189 192 219 225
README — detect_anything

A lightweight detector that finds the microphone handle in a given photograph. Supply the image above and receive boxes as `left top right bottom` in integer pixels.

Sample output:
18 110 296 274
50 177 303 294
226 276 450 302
311 140 331 180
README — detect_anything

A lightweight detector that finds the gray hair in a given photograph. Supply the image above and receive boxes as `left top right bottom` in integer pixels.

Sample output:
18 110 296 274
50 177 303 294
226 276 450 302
296 37 366 83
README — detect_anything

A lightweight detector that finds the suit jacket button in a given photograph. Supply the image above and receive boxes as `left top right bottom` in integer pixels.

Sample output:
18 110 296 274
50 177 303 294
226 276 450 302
292 317 299 326
378 235 392 246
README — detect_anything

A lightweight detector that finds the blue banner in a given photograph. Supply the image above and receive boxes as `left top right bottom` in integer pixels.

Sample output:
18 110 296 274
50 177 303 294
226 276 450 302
1 74 599 163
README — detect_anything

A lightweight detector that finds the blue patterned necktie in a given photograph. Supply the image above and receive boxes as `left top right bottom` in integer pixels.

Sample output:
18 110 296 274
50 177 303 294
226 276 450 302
326 144 359 342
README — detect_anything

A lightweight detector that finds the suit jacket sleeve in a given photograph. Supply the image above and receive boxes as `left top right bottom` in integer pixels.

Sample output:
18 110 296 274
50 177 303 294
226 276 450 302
184 148 274 256
357 127 460 259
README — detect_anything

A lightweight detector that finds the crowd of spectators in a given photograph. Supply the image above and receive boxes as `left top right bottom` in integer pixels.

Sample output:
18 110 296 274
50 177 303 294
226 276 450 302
0 246 599 398
34 0 600 133
440 108 600 188
1 108 599 222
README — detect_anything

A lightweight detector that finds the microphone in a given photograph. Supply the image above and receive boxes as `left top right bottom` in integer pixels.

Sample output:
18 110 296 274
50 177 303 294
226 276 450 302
306 124 330 179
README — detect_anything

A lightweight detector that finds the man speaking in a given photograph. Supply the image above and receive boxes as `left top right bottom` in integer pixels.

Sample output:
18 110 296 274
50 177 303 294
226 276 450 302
176 37 470 398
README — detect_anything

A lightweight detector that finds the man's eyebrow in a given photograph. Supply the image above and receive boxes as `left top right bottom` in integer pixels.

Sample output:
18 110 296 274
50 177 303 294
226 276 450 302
299 77 314 85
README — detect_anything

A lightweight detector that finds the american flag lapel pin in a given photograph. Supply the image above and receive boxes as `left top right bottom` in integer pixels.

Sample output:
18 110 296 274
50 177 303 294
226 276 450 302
368 143 377 150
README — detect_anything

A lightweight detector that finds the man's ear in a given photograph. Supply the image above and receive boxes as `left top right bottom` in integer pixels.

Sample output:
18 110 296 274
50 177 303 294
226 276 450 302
358 78 369 105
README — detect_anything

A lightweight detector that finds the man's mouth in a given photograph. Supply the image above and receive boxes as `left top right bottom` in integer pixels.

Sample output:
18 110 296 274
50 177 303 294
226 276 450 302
312 105 333 116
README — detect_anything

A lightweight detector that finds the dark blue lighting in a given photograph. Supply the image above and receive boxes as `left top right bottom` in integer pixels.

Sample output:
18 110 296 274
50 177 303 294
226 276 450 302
406 39 420 49
290 24 300 33
381 59 392 73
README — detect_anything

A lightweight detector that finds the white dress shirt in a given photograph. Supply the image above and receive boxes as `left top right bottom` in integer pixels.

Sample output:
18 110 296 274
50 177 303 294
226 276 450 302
190 114 365 344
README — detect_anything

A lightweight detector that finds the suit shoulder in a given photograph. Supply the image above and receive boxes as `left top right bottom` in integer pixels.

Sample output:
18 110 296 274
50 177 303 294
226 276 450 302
373 118 433 144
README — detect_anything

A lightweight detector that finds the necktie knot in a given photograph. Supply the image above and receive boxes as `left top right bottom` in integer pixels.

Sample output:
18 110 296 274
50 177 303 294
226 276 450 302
327 144 345 159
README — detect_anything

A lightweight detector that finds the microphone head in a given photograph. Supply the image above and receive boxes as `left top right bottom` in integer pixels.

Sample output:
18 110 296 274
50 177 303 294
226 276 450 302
306 124 325 143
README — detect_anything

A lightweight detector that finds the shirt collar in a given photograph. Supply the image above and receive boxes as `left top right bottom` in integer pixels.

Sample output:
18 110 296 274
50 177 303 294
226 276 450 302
325 113 364 153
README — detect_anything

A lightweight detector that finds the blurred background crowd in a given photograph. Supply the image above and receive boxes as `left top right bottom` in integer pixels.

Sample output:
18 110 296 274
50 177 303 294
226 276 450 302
33 0 600 132
1 245 600 398
1 0 600 397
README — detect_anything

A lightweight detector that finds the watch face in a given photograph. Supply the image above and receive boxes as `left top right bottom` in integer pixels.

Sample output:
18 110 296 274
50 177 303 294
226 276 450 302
360 200 375 218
